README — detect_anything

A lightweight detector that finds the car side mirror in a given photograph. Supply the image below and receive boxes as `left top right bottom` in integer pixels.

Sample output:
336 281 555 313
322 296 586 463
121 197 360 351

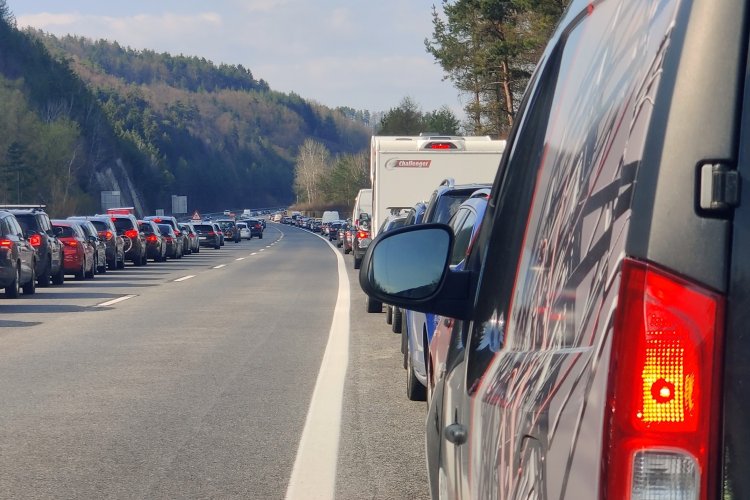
359 224 474 320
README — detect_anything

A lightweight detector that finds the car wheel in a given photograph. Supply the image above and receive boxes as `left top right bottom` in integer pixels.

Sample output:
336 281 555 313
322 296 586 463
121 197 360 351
406 336 427 401
37 258 51 287
392 307 403 334
259 234 263 239
52 263 65 285
401 319 408 363
98 255 107 273
353 253 362 270
194 246 199 254
22 265 36 295
5 266 20 298
75 262 85 280
386 305 393 325
117 252 125 269
366 295 382 313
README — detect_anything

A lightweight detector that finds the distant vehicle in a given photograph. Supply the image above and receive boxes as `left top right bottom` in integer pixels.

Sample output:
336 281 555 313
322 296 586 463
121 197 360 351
216 219 241 243
246 219 264 239
193 223 221 249
138 220 167 262
157 224 181 259
321 210 340 225
236 221 250 240
143 216 187 255
0 210 37 297
368 135 505 240
351 188 373 269
52 220 96 280
107 213 147 266
179 223 200 254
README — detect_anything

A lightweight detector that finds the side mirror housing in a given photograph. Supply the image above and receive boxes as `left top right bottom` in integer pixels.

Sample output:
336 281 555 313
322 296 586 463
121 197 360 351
359 224 475 321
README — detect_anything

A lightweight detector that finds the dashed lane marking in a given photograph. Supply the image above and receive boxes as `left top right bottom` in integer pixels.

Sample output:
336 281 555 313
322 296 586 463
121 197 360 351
96 295 137 307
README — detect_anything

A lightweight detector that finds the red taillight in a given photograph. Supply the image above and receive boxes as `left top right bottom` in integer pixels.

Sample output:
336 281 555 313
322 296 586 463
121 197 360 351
426 142 456 149
29 234 42 247
98 230 114 241
604 258 724 500
0 239 12 248
357 230 369 239
64 240 78 248
146 234 158 243
124 229 138 239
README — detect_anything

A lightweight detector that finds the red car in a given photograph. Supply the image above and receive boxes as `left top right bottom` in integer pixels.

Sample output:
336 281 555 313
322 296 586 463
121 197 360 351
52 220 95 280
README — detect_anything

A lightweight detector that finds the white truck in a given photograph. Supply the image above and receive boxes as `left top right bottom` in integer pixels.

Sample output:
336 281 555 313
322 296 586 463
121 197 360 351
369 135 506 238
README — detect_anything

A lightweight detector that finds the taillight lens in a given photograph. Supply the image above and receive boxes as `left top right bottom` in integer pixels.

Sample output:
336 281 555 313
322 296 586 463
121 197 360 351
29 234 42 247
124 229 138 239
0 239 12 248
357 230 369 239
64 240 78 248
146 234 157 243
603 258 724 500
98 230 114 241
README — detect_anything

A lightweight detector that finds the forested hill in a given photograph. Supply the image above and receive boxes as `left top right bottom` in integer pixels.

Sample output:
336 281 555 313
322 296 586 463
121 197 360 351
0 9 372 216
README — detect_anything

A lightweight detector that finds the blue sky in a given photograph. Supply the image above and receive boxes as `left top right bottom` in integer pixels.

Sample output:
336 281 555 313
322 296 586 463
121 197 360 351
5 0 465 118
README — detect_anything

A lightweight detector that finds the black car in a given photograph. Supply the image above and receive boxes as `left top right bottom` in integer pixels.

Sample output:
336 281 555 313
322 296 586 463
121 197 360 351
138 220 167 262
246 218 264 239
193 223 221 249
360 0 750 497
0 210 37 297
68 215 125 270
106 213 147 266
157 224 181 259
2 205 63 286
143 216 188 255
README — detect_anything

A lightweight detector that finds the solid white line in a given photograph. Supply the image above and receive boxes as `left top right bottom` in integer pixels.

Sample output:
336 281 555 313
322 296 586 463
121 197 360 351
213 264 227 269
174 275 195 282
96 295 137 307
285 240 350 500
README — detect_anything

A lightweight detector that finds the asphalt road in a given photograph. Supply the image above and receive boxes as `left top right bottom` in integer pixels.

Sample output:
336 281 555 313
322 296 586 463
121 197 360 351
0 223 429 499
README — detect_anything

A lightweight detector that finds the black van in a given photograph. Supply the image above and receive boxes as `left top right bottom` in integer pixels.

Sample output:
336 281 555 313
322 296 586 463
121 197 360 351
360 0 750 497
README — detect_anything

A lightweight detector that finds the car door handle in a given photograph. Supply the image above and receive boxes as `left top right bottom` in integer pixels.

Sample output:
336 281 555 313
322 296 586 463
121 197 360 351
444 423 468 445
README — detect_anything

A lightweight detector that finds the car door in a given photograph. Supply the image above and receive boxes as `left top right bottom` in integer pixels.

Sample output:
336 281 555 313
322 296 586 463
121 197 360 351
7 216 34 281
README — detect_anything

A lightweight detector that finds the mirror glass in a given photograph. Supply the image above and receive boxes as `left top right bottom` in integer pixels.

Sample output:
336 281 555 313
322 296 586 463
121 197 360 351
369 228 450 300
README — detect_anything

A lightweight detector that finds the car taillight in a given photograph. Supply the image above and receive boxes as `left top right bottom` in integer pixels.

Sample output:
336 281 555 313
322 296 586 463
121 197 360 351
98 230 114 241
146 234 158 243
357 230 369 239
124 229 138 239
207 231 215 236
29 234 42 247
603 258 724 500
64 240 78 248
0 239 12 248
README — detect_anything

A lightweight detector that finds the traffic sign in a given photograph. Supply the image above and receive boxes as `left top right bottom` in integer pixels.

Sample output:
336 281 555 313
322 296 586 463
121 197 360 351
191 210 201 221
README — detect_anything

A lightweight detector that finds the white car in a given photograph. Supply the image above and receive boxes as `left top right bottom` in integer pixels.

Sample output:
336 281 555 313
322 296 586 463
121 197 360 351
236 221 251 240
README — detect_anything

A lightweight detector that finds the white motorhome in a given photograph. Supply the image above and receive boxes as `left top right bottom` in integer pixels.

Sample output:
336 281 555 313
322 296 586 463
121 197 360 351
369 135 506 238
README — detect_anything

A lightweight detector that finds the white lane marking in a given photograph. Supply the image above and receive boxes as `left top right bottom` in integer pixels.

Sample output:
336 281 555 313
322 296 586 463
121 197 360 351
251 252 258 256
259 249 265 252
286 239 350 500
213 264 227 269
174 275 195 282
236 257 246 261
96 295 137 307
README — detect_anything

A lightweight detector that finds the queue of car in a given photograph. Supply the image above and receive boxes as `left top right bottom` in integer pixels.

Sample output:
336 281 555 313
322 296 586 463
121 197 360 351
0 205 267 298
